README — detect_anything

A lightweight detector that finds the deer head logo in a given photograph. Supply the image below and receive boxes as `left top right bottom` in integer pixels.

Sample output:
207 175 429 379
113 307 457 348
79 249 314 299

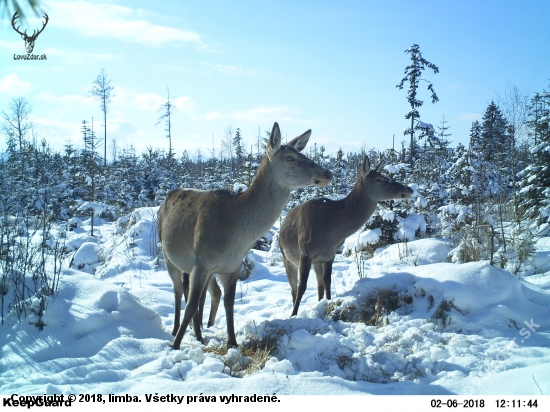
11 11 49 54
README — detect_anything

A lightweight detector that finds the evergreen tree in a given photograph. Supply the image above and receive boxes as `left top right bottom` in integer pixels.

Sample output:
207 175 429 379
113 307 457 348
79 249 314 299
481 101 510 172
436 115 452 148
330 148 348 198
109 145 142 212
59 138 82 218
233 127 244 166
518 86 550 232
468 120 499 200
445 142 469 204
140 147 164 204
157 149 180 202
80 119 102 235
396 44 439 167
239 146 259 190
179 150 195 189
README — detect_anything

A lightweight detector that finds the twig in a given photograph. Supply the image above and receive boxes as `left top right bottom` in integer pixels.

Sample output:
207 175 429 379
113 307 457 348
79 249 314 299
532 374 543 395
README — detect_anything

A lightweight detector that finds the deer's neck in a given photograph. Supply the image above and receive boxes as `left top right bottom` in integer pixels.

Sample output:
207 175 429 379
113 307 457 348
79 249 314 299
236 157 290 240
339 179 378 234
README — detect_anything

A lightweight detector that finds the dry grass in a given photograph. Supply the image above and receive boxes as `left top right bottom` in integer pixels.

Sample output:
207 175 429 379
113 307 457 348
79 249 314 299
326 288 413 327
203 326 286 377
430 298 463 327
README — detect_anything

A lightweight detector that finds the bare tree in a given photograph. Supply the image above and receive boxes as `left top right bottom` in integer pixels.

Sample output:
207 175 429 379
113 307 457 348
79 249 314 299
1 96 33 153
90 69 114 165
221 126 235 176
497 83 529 141
496 82 530 222
156 85 176 157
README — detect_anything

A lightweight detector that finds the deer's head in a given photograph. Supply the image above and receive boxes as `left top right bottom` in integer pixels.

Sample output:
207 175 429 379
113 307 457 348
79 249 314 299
12 11 49 54
265 122 332 189
359 155 413 201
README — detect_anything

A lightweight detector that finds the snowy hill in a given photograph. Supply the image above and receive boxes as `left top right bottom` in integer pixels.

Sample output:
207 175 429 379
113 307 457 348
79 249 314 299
1 208 549 395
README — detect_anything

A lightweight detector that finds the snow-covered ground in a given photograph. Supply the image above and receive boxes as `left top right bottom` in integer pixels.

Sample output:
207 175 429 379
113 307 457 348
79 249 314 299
1 207 550 395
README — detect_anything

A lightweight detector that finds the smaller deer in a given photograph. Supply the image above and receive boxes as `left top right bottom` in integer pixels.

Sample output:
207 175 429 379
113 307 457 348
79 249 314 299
279 155 413 317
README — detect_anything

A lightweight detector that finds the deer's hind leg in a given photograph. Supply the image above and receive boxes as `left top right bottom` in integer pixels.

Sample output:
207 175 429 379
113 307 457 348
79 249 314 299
218 269 241 348
206 277 221 328
283 255 299 305
172 266 212 349
183 273 221 329
314 257 334 300
313 262 325 300
291 254 312 317
165 256 184 336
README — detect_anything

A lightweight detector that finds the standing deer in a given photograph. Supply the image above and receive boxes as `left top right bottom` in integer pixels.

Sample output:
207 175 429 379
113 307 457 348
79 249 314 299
157 122 332 349
279 155 413 317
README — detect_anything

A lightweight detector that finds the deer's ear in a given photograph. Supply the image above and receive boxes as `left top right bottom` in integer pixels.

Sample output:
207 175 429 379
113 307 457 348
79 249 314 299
375 159 385 173
360 155 371 178
266 122 281 158
287 129 311 152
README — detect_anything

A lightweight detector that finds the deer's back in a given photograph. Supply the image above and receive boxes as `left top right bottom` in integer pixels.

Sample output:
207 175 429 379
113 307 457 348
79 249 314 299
280 197 348 265
158 188 247 273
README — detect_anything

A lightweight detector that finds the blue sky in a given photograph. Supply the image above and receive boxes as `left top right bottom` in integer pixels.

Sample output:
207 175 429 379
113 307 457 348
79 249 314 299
1 0 549 159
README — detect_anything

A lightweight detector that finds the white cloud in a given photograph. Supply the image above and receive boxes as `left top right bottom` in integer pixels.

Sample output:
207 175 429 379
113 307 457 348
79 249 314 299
312 135 365 155
202 106 307 125
458 113 482 122
0 74 32 95
0 39 23 52
43 47 115 64
125 91 165 112
37 91 95 106
110 86 197 116
215 65 257 75
203 110 221 121
48 0 207 48
172 96 198 116
31 115 81 148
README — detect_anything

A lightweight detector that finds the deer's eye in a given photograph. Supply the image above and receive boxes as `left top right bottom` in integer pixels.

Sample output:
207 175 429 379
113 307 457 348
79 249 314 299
376 178 384 183
285 156 295 162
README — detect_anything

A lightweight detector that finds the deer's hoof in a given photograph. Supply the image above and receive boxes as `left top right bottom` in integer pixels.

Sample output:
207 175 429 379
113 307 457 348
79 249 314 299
170 339 181 350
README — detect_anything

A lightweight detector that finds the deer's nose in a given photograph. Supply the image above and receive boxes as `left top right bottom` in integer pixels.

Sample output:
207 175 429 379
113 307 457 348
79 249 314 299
324 170 332 180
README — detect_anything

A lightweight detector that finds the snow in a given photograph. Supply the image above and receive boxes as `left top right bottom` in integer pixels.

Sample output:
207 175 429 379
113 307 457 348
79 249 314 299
342 228 381 255
384 163 410 175
532 237 550 274
1 208 549 395
416 120 436 135
396 213 426 241
233 183 248 193
77 201 113 215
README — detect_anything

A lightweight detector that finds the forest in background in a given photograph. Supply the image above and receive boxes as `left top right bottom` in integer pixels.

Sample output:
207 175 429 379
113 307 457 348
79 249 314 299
1 47 550 325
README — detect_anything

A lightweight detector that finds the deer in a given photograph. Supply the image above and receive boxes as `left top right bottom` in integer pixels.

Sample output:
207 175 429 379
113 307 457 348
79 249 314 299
11 11 49 54
157 122 332 349
279 155 413 317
